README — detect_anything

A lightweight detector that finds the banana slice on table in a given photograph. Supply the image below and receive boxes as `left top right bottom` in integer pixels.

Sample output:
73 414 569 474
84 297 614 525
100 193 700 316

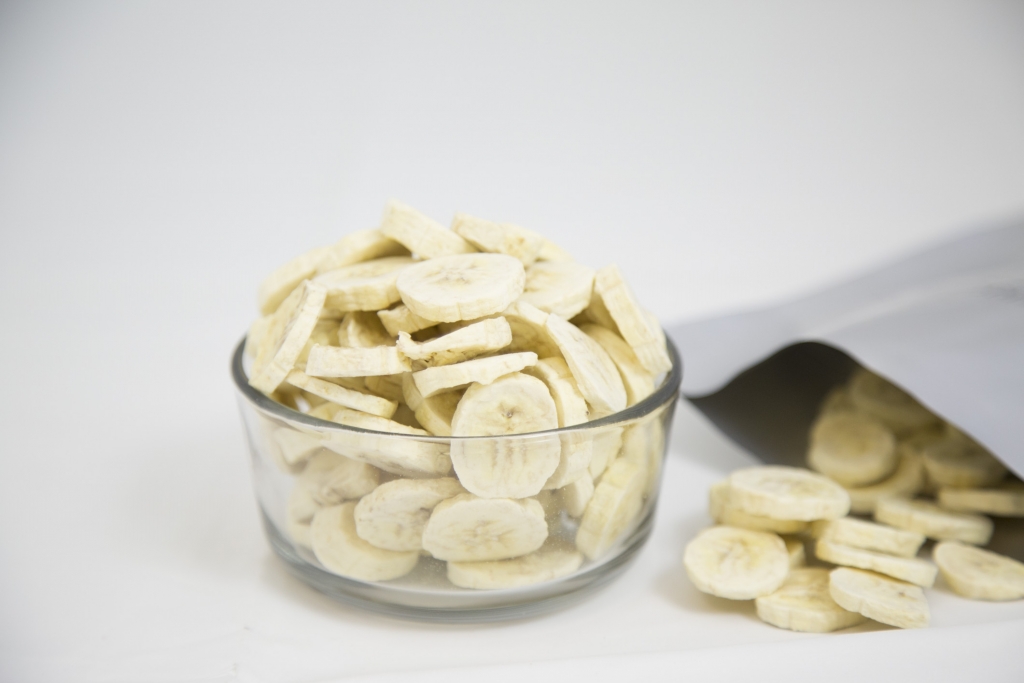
683 526 790 600
305 344 411 378
287 485 322 549
576 458 647 560
517 261 595 319
412 352 538 398
933 541 1024 601
817 517 925 558
378 303 437 337
450 213 545 265
593 264 671 374
396 253 525 323
296 450 380 505
421 493 548 561
755 567 866 633
313 256 415 313
397 317 512 368
523 357 593 489
727 466 851 521
447 543 584 589
784 537 806 568
250 280 327 394
379 200 476 258
815 539 937 587
311 502 420 581
844 448 925 514
580 324 655 405
938 481 1024 517
546 314 627 416
502 301 563 358
337 311 394 348
829 567 929 629
807 412 897 487
353 477 466 551
318 406 452 478
847 369 940 436
449 373 561 498
286 370 398 419
922 436 1008 488
708 480 809 534
875 498 993 545
559 473 595 518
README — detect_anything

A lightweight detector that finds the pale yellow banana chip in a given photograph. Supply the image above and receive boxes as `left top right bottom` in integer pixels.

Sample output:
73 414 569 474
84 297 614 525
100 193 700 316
784 536 806 568
518 261 595 319
589 424 623 479
546 314 626 416
816 539 937 587
421 493 548 562
296 450 380 506
728 466 851 521
305 344 411 378
875 497 993 545
933 541 1024 601
313 228 410 276
378 303 437 337
817 517 925 558
847 369 940 436
364 373 405 402
447 544 583 589
249 280 327 394
524 357 593 489
257 245 331 316
397 253 526 323
844 448 925 514
593 264 671 374
396 317 512 368
938 481 1024 517
379 200 476 258
683 526 789 600
502 301 563 358
313 256 414 313
286 485 321 549
576 458 647 560
353 477 466 552
829 567 929 629
450 213 544 265
311 502 420 581
807 412 897 487
412 351 537 398
708 480 809 534
923 435 1007 488
580 324 655 406
286 370 398 419
337 311 394 348
755 567 865 633
536 236 573 262
559 473 595 518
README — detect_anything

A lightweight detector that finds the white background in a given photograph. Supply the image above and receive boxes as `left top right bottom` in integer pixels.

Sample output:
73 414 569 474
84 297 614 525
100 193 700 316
1 2 1023 681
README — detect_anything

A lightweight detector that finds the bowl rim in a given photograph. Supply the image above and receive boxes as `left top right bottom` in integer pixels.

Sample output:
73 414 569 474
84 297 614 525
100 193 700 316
230 331 682 441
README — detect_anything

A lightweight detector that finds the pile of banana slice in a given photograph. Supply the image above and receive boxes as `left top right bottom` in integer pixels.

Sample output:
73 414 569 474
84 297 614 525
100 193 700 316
684 369 1024 631
245 200 673 589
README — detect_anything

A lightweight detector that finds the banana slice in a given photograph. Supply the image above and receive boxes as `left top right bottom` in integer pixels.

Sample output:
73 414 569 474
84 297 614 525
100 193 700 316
559 473 595 517
257 245 332 315
816 539 937 587
755 567 866 633
389 403 422 430
523 357 593 489
784 536 806 568
297 318 342 365
593 264 671 374
286 370 398 419
817 518 925 558
807 412 897 487
449 373 561 498
922 436 1007 488
308 401 341 421
296 450 381 505
708 480 810 534
829 567 929 629
246 315 272 359
396 317 512 368
546 314 626 416
268 425 324 470
847 369 940 436
396 253 525 323
447 543 584 589
313 256 415 312
845 448 925 514
589 425 623 479
576 458 647 560
728 466 851 521
249 280 327 394
580 323 655 406
286 485 321 549
378 303 437 337
411 351 538 398
315 228 411 273
875 498 993 545
353 477 466 552
683 526 790 600
503 301 563 358
536 236 573 262
407 382 462 437
363 373 406 402
311 502 420 581
337 311 394 348
620 413 666 494
450 213 545 265
938 482 1024 517
517 261 595 319
305 344 411 378
319 406 452 478
379 200 476 258
421 493 548 561
933 541 1024 601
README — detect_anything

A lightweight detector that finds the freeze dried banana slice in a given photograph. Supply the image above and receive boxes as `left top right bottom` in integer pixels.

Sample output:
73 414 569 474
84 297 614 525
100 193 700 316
353 477 466 552
845 449 925 515
311 502 420 581
286 370 398 419
875 498 993 545
269 426 324 469
337 311 394 348
922 436 1007 488
314 256 415 312
807 412 897 487
546 314 627 416
621 412 665 494
784 537 806 568
287 485 321 549
755 568 866 633
378 303 437 337
396 253 525 323
250 280 328 394
933 541 1024 601
412 352 538 398
518 261 595 319
829 567 929 629
817 517 925 558
258 245 332 315
708 481 810 535
580 324 655 406
576 458 647 560
447 544 584 589
450 213 545 265
816 539 937 587
379 200 476 258
306 345 411 378
421 493 548 562
396 317 512 368
503 301 563 358
449 373 560 498
412 389 462 436
296 451 380 505
728 466 851 521
364 373 405 402
537 236 573 262
938 482 1024 517
297 318 342 365
524 357 593 489
593 264 671 374
589 425 623 479
559 473 595 518
847 369 940 436
683 526 790 600
315 228 410 274
320 406 452 478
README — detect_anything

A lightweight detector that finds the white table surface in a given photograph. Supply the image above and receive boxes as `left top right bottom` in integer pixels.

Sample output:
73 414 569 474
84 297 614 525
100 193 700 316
1 2 1023 681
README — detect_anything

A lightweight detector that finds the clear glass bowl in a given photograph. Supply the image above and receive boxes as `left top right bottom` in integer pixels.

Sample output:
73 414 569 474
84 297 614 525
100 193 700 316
231 336 681 621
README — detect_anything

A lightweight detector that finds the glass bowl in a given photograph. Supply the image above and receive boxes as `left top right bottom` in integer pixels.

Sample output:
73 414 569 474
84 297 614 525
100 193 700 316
231 336 681 621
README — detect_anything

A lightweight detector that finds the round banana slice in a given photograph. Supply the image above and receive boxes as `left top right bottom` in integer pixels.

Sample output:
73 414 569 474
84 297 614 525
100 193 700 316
755 567 866 633
829 567 930 629
311 502 420 581
847 369 940 436
447 544 584 589
421 493 548 562
296 451 381 506
580 324 655 406
449 373 561 498
396 253 525 323
576 458 647 560
379 200 476 258
559 473 595 518
708 480 809 534
397 317 512 368
593 264 672 375
922 436 1007 488
816 539 937 587
933 541 1024 601
320 407 452 478
502 301 563 358
314 256 415 313
305 344 411 378
250 280 328 394
589 425 623 479
286 370 398 419
938 482 1024 517
287 485 322 549
845 448 925 514
411 351 537 398
353 477 466 551
450 213 545 265
524 357 593 489
807 412 897 487
817 517 925 558
517 261 595 319
875 498 993 545
314 228 411 276
728 466 851 521
545 314 627 416
337 311 394 348
784 536 806 568
683 526 790 600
